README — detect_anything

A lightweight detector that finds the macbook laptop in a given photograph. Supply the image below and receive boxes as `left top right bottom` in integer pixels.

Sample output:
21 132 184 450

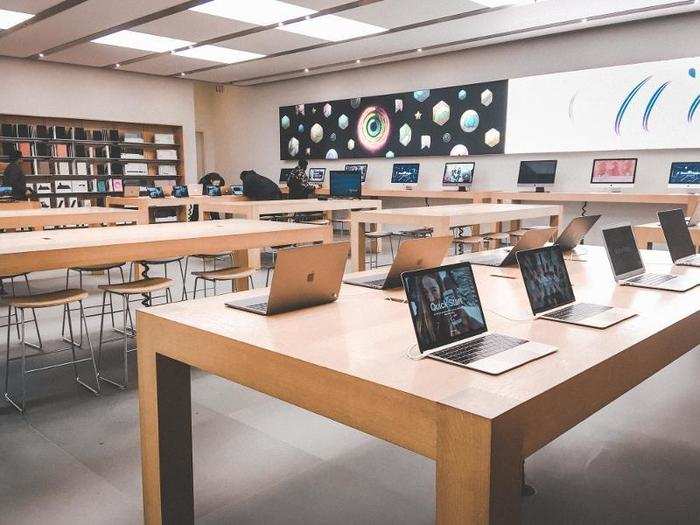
225 242 349 315
344 236 452 290
401 262 557 375
187 184 203 196
658 209 700 267
553 215 601 252
146 187 164 199
462 227 554 267
517 245 636 328
123 185 140 197
602 225 698 291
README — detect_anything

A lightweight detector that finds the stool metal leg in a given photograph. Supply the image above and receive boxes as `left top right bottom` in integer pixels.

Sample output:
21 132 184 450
78 300 100 395
4 305 12 405
4 308 26 413
98 292 129 390
64 300 99 395
23 274 42 351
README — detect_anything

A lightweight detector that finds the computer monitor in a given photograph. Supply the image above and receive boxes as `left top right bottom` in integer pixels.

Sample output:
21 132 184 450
443 162 475 191
329 170 362 199
205 185 221 197
308 168 326 183
668 162 700 192
517 160 557 192
591 158 637 191
344 163 368 182
391 163 419 189
280 168 294 184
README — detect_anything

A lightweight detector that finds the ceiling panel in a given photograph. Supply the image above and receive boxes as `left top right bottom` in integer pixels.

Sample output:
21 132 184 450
0 0 187 57
291 0 350 10
121 53 212 76
218 29 325 56
135 10 256 42
343 0 484 29
0 0 64 13
47 42 147 67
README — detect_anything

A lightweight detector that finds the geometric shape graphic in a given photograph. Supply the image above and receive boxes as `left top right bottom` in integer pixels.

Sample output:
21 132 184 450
484 128 500 148
481 89 493 107
399 123 412 147
295 104 305 116
323 103 332 118
432 101 450 126
338 114 349 130
357 105 391 153
330 132 336 142
450 144 468 156
442 132 451 143
690 68 697 79
421 135 431 149
395 99 403 113
351 98 362 109
458 89 467 101
414 90 430 103
348 139 355 150
310 123 324 143
281 115 290 129
288 137 300 157
386 150 395 158
689 94 700 123
297 124 304 133
415 111 422 120
459 110 480 133
326 148 338 159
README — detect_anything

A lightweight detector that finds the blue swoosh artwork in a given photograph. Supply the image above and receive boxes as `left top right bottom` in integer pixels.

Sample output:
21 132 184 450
614 76 652 135
642 82 670 131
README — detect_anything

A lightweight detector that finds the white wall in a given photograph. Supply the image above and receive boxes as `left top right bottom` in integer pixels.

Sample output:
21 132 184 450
197 12 700 241
0 56 198 181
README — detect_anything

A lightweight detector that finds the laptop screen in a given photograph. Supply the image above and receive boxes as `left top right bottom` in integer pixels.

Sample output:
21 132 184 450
402 263 487 353
658 208 695 261
517 245 575 315
602 226 644 277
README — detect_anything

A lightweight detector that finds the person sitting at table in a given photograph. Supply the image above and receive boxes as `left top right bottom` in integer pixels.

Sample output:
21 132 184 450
240 170 282 201
2 147 30 200
288 158 315 199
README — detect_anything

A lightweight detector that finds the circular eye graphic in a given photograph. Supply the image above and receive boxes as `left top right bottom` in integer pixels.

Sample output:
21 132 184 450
356 106 391 153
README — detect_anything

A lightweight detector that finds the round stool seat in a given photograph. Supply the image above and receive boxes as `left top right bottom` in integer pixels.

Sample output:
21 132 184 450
137 257 184 265
192 267 256 282
191 253 230 260
365 231 394 239
9 289 88 309
99 278 173 295
454 236 485 245
70 262 126 272
483 232 511 241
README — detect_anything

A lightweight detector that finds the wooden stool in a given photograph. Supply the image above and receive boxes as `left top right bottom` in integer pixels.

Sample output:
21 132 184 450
97 278 173 389
0 273 42 351
192 267 256 298
131 257 186 300
4 289 99 413
483 232 512 248
365 232 395 269
184 253 232 298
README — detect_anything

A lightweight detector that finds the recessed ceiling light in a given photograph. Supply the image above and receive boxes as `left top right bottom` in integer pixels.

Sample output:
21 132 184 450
280 15 385 41
0 8 33 30
190 0 314 25
115 63 121 68
176 45 265 64
92 30 192 53
355 59 361 64
304 68 309 73
581 17 588 23
417 48 423 53
180 72 186 77
38 53 45 58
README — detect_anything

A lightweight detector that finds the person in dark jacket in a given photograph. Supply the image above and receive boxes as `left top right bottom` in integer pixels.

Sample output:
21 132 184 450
2 148 29 200
287 159 315 199
240 170 282 201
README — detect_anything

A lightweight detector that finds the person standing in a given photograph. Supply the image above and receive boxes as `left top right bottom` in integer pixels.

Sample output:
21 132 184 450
2 148 29 200
288 158 315 199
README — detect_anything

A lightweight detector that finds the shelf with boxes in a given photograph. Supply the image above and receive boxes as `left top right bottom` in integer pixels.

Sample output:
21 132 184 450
1 115 183 209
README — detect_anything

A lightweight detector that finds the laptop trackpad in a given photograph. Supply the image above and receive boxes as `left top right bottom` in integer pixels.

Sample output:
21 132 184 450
468 341 556 375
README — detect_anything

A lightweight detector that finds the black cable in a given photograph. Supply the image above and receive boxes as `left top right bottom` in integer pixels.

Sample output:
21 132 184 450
581 201 588 217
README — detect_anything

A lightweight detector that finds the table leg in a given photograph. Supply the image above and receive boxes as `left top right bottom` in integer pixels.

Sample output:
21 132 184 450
177 206 188 223
138 330 193 525
350 216 367 272
233 248 251 291
436 407 522 525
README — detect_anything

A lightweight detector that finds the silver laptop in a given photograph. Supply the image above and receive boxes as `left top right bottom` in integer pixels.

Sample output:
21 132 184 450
225 242 349 315
553 215 601 251
462 227 554 267
344 236 452 290
658 209 700 267
517 245 635 328
602 225 698 292
401 262 556 375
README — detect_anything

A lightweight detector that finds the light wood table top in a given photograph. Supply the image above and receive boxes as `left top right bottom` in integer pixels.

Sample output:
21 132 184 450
0 219 331 276
487 191 698 207
136 246 699 523
350 203 563 271
105 195 246 224
198 197 380 218
0 206 141 230
633 221 700 249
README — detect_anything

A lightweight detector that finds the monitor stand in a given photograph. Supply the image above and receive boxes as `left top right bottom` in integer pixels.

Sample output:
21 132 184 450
404 185 414 191
534 186 547 193
458 185 470 192
608 187 623 193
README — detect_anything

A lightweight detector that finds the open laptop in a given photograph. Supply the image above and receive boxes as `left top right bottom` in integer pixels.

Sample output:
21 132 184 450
658 209 700 267
553 215 601 251
225 242 349 315
462 227 554 267
602 225 698 291
401 262 557 375
344 236 452 290
517 245 636 328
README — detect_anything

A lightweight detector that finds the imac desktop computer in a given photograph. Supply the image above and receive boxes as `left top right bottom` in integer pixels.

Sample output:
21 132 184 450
590 158 637 192
329 170 362 199
443 162 475 191
344 163 368 183
668 162 700 193
280 168 294 185
391 163 420 190
308 167 326 185
517 160 557 192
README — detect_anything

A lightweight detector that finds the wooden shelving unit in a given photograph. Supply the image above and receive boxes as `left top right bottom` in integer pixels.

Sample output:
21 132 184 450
1 114 184 209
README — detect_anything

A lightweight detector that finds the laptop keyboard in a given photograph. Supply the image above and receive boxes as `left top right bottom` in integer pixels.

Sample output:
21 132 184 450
465 255 501 266
546 303 611 322
246 302 269 312
627 273 676 286
363 278 387 288
431 333 527 365
679 254 700 265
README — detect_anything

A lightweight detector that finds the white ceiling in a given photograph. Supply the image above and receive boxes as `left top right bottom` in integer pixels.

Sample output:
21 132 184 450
0 0 697 85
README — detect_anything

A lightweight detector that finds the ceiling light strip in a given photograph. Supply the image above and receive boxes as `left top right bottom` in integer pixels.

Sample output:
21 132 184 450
227 0 696 85
0 0 88 40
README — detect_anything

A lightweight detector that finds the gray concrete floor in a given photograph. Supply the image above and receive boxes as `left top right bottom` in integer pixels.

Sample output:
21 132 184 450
1 245 699 524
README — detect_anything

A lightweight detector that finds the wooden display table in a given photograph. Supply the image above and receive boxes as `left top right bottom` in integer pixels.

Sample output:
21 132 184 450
633 222 700 250
0 206 141 230
105 195 246 224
